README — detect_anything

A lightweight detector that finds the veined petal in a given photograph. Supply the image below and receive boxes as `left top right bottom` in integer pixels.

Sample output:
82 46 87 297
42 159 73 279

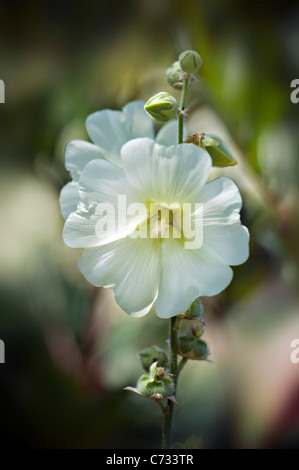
155 120 178 146
78 237 162 316
155 120 187 146
63 206 104 248
121 138 212 204
203 223 250 265
200 177 243 225
155 239 233 318
64 160 146 247
59 181 80 219
123 101 155 139
65 140 106 181
86 101 154 167
78 159 138 207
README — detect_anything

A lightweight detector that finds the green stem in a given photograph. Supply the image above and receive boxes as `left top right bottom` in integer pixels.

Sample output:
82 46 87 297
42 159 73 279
156 399 166 414
177 357 188 376
178 76 189 144
163 316 178 449
163 75 191 450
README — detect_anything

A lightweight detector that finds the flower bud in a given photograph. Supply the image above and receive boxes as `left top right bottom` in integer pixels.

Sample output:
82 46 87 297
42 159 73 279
178 327 209 360
187 133 237 167
137 345 169 372
144 92 179 122
165 61 183 89
185 299 204 319
137 362 174 398
201 133 237 167
179 50 202 74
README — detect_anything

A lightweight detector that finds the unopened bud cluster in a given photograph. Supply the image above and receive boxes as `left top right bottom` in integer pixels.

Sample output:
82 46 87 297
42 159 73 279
145 49 203 123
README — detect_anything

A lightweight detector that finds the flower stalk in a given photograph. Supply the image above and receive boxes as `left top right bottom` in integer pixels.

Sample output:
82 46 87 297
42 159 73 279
60 47 250 450
163 316 178 448
163 72 190 448
178 77 189 144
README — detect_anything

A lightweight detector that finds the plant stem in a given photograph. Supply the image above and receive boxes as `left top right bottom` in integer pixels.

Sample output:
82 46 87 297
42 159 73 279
178 77 189 144
177 357 188 376
156 399 166 414
163 76 191 449
163 316 178 449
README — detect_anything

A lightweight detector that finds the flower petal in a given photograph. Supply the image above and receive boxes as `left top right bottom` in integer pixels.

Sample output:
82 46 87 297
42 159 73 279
200 177 243 225
59 181 79 219
86 101 154 167
155 120 178 145
64 160 145 247
155 239 233 318
65 140 106 181
121 138 212 204
123 101 155 139
78 237 162 316
203 223 249 265
78 158 137 206
63 206 104 247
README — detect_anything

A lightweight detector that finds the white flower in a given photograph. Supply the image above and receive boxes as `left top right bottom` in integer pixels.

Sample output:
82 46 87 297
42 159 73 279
62 136 249 319
59 101 179 219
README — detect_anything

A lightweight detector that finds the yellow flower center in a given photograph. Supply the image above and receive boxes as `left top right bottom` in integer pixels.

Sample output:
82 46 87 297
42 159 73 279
148 202 182 240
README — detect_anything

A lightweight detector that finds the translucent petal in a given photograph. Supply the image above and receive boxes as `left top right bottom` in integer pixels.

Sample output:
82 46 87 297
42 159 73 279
65 140 106 181
200 177 243 225
155 120 178 146
64 160 144 247
121 138 212 204
86 101 154 167
59 181 79 219
203 223 249 265
78 237 162 316
155 239 233 318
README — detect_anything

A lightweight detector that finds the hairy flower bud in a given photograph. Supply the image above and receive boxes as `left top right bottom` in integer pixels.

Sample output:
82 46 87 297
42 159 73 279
144 92 179 122
137 362 174 398
165 61 183 89
179 50 202 74
178 327 209 360
185 299 204 319
138 345 169 372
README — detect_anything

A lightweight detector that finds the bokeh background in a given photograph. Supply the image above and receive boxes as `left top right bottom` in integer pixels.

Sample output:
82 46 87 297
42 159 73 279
1 0 299 449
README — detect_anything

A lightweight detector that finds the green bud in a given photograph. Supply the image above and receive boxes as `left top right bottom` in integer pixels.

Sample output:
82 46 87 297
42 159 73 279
165 61 183 89
137 362 174 398
144 92 179 122
137 345 169 372
185 299 204 319
177 327 209 360
179 50 202 74
201 133 237 167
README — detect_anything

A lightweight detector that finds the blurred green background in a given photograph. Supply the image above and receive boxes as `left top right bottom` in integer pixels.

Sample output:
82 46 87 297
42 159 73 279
1 0 299 449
